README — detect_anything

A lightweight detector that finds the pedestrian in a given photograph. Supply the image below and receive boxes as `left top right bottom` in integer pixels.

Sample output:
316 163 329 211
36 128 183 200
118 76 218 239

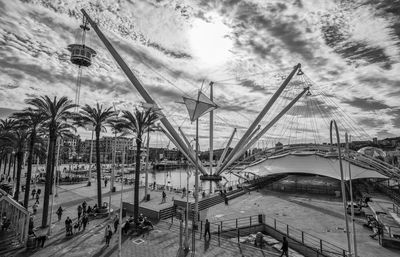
32 203 38 214
280 236 288 257
31 189 36 199
104 178 108 188
204 219 211 239
254 232 264 248
182 187 186 198
36 234 47 248
153 181 156 190
105 224 112 246
224 196 228 205
82 201 87 214
56 206 63 221
77 205 83 220
35 193 40 204
202 191 206 198
161 190 166 203
113 215 119 233
65 217 73 236
82 214 89 230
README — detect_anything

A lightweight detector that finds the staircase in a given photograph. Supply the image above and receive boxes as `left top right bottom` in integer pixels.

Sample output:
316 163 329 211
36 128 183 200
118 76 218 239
0 230 24 256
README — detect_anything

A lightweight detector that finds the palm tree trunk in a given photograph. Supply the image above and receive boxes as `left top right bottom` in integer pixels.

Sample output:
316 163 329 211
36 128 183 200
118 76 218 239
95 128 102 208
24 131 36 208
13 150 24 202
13 155 16 179
2 154 7 174
7 153 12 177
42 132 56 227
50 138 57 195
134 138 142 221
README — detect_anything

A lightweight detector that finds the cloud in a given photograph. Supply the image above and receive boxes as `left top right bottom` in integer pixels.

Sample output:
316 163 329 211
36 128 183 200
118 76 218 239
342 97 391 112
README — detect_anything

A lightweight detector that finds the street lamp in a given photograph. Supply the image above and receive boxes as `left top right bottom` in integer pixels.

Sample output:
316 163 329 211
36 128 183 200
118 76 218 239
330 120 352 257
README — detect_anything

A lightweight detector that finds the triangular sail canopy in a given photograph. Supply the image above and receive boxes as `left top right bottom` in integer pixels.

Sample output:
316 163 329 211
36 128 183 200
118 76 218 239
183 91 218 122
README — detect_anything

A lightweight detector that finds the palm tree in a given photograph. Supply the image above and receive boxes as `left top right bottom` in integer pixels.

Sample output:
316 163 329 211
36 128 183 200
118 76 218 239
119 108 158 220
26 96 76 227
0 118 29 202
11 108 45 208
76 103 115 209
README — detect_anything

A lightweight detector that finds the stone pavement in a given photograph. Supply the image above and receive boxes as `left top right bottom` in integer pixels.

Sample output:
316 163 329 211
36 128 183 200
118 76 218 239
204 189 400 257
22 219 282 257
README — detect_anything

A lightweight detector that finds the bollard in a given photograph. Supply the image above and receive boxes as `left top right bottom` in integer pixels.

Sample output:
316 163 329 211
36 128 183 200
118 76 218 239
218 225 221 246
301 231 304 244
287 224 289 236
250 216 252 226
200 221 203 239
320 239 323 253
274 219 277 230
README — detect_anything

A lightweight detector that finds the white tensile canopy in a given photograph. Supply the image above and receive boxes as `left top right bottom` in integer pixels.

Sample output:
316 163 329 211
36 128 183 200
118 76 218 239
244 154 387 181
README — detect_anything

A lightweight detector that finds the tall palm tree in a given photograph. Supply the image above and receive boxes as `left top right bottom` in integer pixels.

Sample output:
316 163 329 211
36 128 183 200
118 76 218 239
119 108 158 220
26 96 76 227
50 122 76 193
76 103 115 209
0 118 29 202
11 108 45 208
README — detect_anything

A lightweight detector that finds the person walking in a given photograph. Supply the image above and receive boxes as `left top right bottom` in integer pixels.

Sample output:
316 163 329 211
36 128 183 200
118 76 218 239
104 178 108 188
280 236 289 257
204 219 211 240
113 215 119 233
31 189 36 199
82 201 87 214
32 202 38 215
56 206 63 221
161 190 166 203
82 214 89 230
77 205 83 220
105 224 112 246
65 217 72 236
35 192 40 204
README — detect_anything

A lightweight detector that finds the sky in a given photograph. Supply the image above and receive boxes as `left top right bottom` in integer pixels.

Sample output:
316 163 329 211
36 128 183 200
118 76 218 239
0 0 400 149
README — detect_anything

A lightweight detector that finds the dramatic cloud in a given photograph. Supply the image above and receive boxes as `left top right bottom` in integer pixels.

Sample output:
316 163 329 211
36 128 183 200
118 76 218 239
1 0 400 148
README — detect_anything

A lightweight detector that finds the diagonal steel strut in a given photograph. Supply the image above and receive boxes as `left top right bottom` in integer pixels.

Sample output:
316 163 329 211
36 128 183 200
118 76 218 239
81 9 207 175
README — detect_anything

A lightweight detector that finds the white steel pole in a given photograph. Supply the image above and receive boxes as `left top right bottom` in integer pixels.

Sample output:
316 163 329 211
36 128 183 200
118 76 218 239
111 131 116 192
55 138 61 197
118 145 125 257
48 137 59 236
88 130 94 185
192 118 199 255
330 121 352 257
209 82 214 194
346 133 358 257
144 128 150 201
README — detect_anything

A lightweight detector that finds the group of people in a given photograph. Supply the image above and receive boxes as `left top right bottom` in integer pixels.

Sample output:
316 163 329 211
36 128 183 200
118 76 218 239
122 214 153 235
63 201 92 237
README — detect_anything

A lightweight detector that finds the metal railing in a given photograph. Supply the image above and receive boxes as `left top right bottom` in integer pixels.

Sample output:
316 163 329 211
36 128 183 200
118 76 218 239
263 216 348 257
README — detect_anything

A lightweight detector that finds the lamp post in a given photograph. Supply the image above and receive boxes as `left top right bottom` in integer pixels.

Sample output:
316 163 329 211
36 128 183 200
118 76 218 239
346 132 358 257
330 120 352 257
88 129 94 186
118 144 125 257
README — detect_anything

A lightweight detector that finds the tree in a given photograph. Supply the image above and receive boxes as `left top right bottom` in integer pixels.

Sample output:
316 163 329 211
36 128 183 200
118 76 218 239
118 108 158 220
11 108 45 208
26 96 76 227
76 103 115 208
0 118 29 202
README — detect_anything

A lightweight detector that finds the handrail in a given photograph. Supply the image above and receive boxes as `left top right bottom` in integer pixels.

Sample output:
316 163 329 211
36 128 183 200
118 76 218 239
207 214 348 257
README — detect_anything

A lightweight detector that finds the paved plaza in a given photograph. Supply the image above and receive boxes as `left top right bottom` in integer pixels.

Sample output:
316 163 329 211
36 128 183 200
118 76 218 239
2 179 400 257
